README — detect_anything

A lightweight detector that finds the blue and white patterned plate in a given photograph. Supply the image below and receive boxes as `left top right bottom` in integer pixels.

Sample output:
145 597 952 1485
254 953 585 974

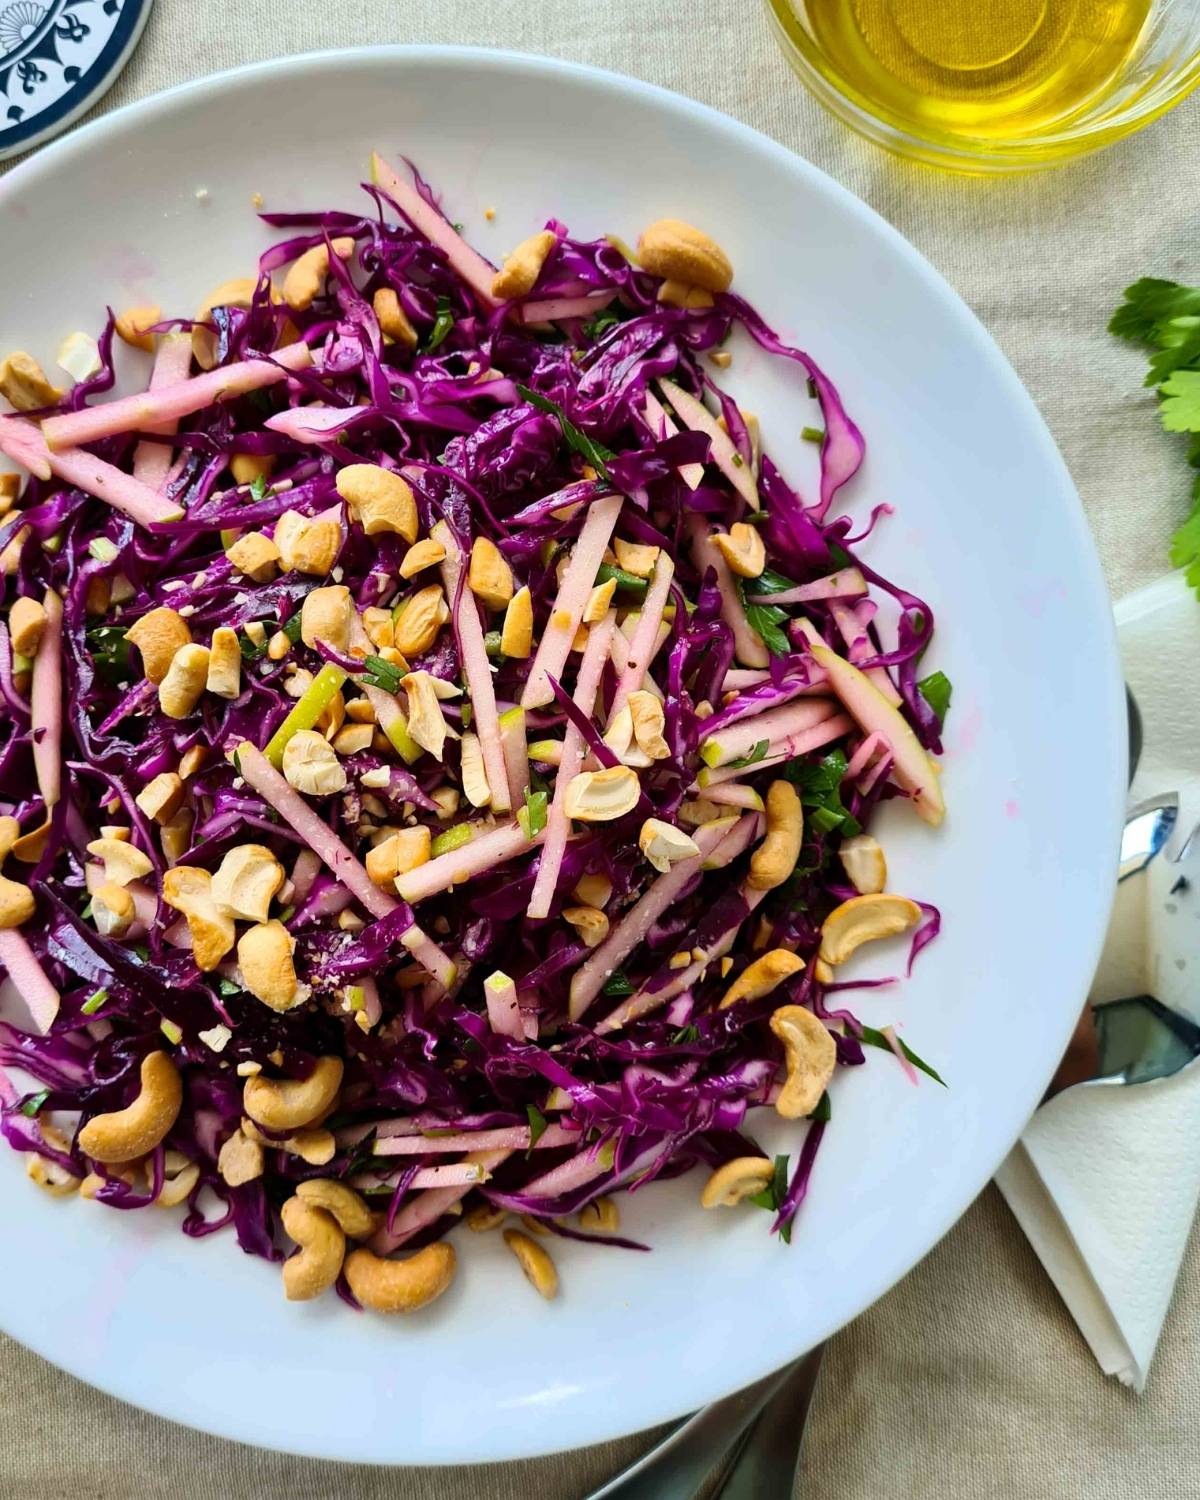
0 0 153 162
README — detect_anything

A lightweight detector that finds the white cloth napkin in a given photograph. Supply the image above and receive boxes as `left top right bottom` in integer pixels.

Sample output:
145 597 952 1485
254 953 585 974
995 571 1200 1392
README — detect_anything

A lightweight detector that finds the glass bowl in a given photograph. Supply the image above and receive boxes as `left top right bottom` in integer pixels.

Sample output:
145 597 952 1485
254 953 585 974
766 0 1200 171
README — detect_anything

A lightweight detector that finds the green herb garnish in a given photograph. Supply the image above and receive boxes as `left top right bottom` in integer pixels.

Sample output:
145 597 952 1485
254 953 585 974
88 537 119 563
785 748 861 838
801 426 825 445
19 1089 50 1118
748 568 799 596
282 611 305 645
515 384 615 480
726 739 770 771
81 987 109 1015
857 1025 946 1085
917 670 953 725
811 1091 832 1123
748 1152 790 1213
86 624 129 684
581 307 620 340
737 580 791 658
426 295 454 352
669 1023 700 1044
361 653 405 694
248 472 274 502
518 787 549 840
526 1103 548 1155
602 971 634 998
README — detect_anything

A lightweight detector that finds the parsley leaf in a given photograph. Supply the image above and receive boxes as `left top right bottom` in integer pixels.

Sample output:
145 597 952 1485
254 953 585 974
361 653 405 694
917 670 953 725
669 1024 700 1044
526 1103 548 1155
515 383 615 480
858 1025 946 1085
85 625 129 684
726 739 770 770
581 307 620 340
737 580 791 657
518 787 549 840
602 971 633 997
784 749 861 838
425 295 454 352
748 1153 790 1213
248 473 273 502
749 568 799 596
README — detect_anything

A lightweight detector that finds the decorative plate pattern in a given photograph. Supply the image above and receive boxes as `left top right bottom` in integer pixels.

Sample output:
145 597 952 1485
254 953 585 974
0 0 153 161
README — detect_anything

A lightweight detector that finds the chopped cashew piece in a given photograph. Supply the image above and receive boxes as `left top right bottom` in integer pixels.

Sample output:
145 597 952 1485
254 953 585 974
838 834 887 896
460 733 491 808
491 230 557 300
400 671 459 761
712 523 766 579
399 537 447 579
572 872 613 909
500 586 533 658
281 1196 346 1300
78 1052 182 1163
162 866 236 970
583 578 617 624
206 627 242 699
468 536 514 611
230 453 275 487
225 531 280 583
0 351 62 411
365 826 432 888
158 643 210 720
818 894 921 966
701 1156 775 1208
126 607 192 685
336 464 418 541
344 1243 457 1314
332 722 373 756
115 304 161 353
637 220 733 293
57 331 102 383
638 818 700 874
770 1005 836 1119
578 1196 620 1233
301 585 354 654
393 585 450 657
373 287 418 348
281 236 356 312
719 948 805 1009
0 875 35 929
747 781 803 892
9 597 47 657
503 1228 559 1299
274 509 341 577
657 281 714 309
281 729 347 796
238 920 303 1012
218 1127 264 1187
211 844 285 922
563 766 641 822
563 905 610 947
613 539 660 578
135 772 184 825
628 691 670 761
86 837 153 887
91 881 134 936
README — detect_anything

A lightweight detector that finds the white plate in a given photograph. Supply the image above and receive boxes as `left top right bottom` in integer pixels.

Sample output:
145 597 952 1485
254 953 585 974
0 47 1125 1465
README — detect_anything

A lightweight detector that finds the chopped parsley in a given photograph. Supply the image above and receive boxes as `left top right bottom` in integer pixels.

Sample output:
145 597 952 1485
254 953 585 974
19 1089 50 1118
516 384 615 480
361 653 405 694
425 295 454 352
784 749 861 838
726 739 770 770
81 987 109 1015
248 472 274 502
736 580 791 658
526 1103 548 1155
581 307 620 341
917 670 953 725
857 1025 946 1085
518 787 549 840
602 971 634 998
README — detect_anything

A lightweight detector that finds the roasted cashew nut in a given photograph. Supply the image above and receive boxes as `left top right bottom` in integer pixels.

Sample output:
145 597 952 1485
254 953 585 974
296 1178 376 1239
747 781 804 892
718 948 805 1010
578 1195 620 1233
242 1055 343 1133
503 1228 559 1300
818 894 921 966
770 1005 837 1120
281 1196 346 1301
77 1051 183 1164
700 1156 775 1208
343 1242 457 1314
837 834 887 896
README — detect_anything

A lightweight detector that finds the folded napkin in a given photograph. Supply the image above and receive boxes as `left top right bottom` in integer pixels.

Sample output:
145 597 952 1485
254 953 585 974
995 570 1200 1392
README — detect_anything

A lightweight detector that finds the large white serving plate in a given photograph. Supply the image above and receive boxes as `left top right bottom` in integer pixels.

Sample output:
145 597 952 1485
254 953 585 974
0 46 1125 1465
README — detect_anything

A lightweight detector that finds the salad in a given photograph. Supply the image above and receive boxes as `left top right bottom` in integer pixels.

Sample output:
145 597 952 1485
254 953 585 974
0 153 946 1316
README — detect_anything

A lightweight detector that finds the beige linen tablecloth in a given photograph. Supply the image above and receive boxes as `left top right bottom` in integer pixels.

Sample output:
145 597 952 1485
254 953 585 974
4 2 1198 1495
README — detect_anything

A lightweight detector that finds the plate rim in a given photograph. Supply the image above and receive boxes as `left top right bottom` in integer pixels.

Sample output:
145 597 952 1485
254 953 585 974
0 42 1127 1465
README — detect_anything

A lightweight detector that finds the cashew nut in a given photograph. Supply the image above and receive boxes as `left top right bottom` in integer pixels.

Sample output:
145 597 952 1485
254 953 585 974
9 596 46 657
612 539 660 578
344 1242 457 1314
572 872 613 909
0 872 34 929
718 948 805 1009
336 464 418 541
159 643 211 720
365 825 431 889
583 578 617 624
563 905 610 948
160 807 194 866
637 220 733 293
503 1229 559 1300
400 671 458 761
657 280 715 309
281 236 356 312
154 1151 200 1208
466 1202 508 1232
373 287 418 349
770 1004 836 1119
459 733 491 808
296 1178 376 1238
818 894 921 966
242 1117 336 1165
638 818 699 874
282 729 347 796
700 1156 775 1208
299 585 352 655
217 1126 264 1186
275 510 341 577
628 692 670 762
237 920 302 1012
126 607 192 685
86 837 153 887
491 230 557 300
0 351 62 411
393 585 450 658
27 1149 79 1196
77 1051 183 1164
359 608 393 652
500 586 533 658
281 1195 346 1301
399 537 447 580
91 880 134 937
161 866 236 970
135 772 184 825
747 781 804 892
838 834 887 896
332 722 373 756
712 523 766 580
564 766 641 822
229 453 275 488
243 1055 344 1132
205 626 242 700
463 536 512 612
578 1195 620 1232
225 530 280 583
114 304 161 353
211 844 284 922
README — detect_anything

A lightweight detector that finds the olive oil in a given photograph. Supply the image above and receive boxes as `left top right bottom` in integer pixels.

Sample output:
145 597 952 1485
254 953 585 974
807 0 1154 139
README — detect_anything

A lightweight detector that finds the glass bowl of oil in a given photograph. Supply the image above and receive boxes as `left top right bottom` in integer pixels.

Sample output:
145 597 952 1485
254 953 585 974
767 0 1200 170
